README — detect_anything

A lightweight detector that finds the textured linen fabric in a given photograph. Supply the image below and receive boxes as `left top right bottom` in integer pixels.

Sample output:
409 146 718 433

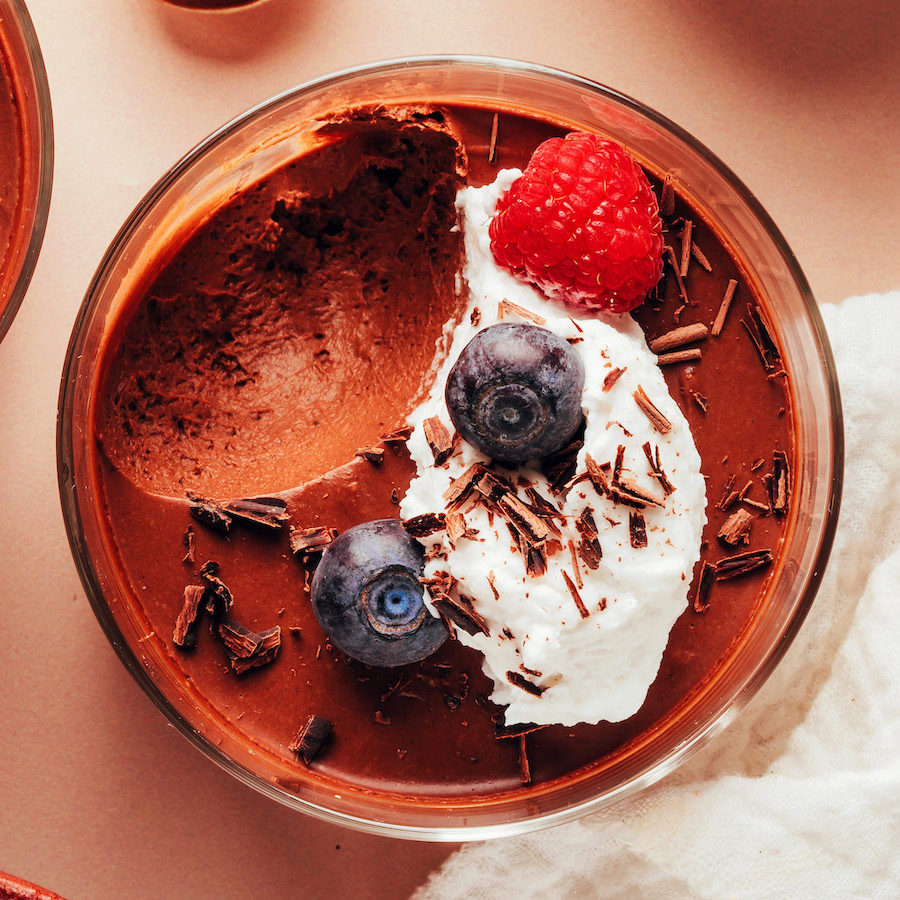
415 292 900 900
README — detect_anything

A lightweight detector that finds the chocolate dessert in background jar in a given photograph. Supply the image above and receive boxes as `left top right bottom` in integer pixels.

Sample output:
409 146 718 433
0 0 52 344
59 58 841 838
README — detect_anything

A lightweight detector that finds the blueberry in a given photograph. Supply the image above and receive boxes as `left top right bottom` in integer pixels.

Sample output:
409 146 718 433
445 323 585 464
310 519 447 667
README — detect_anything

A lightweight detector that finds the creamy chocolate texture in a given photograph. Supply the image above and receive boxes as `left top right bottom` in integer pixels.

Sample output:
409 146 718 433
91 104 793 799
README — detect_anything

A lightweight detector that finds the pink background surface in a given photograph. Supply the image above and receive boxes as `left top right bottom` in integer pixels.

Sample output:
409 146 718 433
0 1 898 898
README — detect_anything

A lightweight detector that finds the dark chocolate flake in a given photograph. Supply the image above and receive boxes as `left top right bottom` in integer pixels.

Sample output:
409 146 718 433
718 508 754 546
611 478 666 510
712 279 738 336
562 570 590 619
221 496 290 530
402 512 447 538
431 595 489 637
173 584 205 649
714 549 774 580
218 620 282 673
648 322 709 355
355 446 385 464
187 493 232 532
629 511 648 549
289 715 334 765
642 442 675 496
380 425 414 443
768 450 791 516
423 416 454 466
182 526 195 565
493 719 548 740
692 562 716 613
584 453 611 497
290 525 338 556
575 508 602 569
506 670 545 697
198 561 233 615
518 735 532 785
498 298 546 326
741 303 784 373
488 111 500 164
603 366 626 392
633 386 672 434
657 348 702 366
691 241 712 272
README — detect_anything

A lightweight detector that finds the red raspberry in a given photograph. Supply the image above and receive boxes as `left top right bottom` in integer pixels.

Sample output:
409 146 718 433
489 132 664 314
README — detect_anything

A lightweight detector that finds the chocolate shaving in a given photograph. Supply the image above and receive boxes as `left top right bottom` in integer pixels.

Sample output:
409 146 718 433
506 670 545 697
613 444 626 484
431 595 489 637
567 539 584 589
497 493 554 546
562 570 590 618
423 416 454 466
518 735 532 785
355 446 385 464
767 450 790 516
575 508 602 569
188 493 290 532
218 621 281 674
691 241 712 272
493 719 548 740
584 453 611 497
633 386 672 434
742 303 783 372
289 715 333 765
665 244 691 307
181 525 195 565
446 511 466 545
642 442 675 495
173 585 205 649
497 298 547 326
692 562 716 613
680 219 693 277
443 463 490 509
691 391 709 413
611 478 666 509
222 496 290 529
717 474 738 511
187 494 232 532
402 512 447 538
648 322 709 355
488 111 499 165
629 511 648 548
714 549 773 580
470 306 482 327
198 561 233 615
660 175 676 217
380 425 413 443
718 508 754 546
290 525 338 556
603 366 626 392
657 348 702 366
524 487 564 524
539 427 585 494
712 279 738 336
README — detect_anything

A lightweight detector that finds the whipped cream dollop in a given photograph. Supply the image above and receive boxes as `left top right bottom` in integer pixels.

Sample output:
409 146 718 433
400 172 707 727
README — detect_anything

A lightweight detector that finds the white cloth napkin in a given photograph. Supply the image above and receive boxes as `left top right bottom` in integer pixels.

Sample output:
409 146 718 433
415 291 900 900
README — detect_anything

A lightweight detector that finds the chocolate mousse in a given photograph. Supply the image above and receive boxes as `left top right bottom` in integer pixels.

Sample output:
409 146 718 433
88 104 793 801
